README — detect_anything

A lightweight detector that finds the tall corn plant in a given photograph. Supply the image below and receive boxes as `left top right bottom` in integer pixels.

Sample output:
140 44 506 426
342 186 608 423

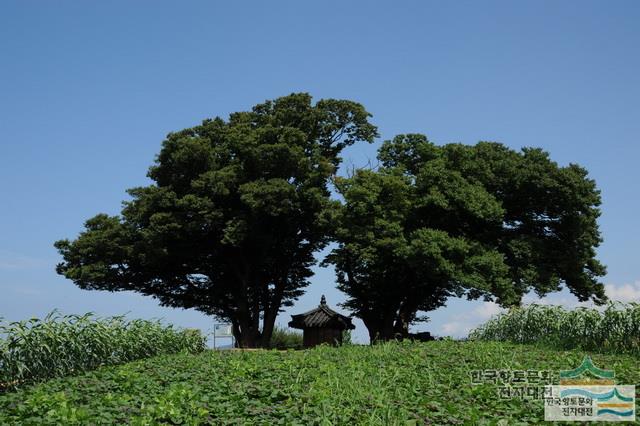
469 303 640 356
0 311 206 391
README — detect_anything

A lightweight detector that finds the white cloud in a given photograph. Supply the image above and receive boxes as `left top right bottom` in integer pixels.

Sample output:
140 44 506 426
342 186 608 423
442 321 472 336
521 293 591 308
605 281 640 303
473 301 503 320
442 321 461 334
440 301 504 337
521 281 640 307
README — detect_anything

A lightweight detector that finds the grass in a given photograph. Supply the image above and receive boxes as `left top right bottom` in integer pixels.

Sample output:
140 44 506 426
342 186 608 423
1 340 639 425
267 326 303 350
0 312 206 390
469 302 640 355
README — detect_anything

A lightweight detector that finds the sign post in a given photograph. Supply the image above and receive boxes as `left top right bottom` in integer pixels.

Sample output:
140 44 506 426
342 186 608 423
213 323 233 349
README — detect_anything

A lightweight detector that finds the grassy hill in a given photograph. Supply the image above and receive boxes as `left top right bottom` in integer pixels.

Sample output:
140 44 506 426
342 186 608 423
1 340 639 425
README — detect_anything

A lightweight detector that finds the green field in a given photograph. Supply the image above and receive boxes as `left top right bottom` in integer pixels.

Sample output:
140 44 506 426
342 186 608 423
1 340 639 425
0 312 206 389
470 303 640 356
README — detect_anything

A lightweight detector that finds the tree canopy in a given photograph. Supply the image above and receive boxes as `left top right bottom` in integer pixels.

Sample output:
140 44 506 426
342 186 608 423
55 94 606 345
55 93 378 348
325 134 606 342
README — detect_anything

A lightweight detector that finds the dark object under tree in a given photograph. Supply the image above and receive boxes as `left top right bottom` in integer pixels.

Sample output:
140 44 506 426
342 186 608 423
288 295 355 348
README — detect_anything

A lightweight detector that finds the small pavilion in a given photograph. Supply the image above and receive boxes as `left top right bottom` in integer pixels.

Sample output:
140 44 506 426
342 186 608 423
288 295 355 348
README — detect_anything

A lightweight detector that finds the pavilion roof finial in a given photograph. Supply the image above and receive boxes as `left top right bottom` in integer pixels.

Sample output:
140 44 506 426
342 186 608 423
320 295 326 305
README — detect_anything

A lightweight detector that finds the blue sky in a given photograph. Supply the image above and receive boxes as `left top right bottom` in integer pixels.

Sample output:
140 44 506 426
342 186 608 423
1 1 639 343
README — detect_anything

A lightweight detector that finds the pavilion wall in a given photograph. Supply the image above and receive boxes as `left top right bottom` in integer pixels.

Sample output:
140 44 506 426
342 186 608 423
302 328 343 348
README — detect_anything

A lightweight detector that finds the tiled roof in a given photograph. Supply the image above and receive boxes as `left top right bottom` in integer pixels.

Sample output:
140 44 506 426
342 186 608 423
288 295 355 330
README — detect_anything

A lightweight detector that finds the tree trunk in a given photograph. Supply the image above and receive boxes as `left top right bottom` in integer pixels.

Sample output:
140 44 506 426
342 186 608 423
237 330 260 348
392 318 409 339
230 298 282 348
230 320 240 348
260 306 278 348
226 258 287 349
258 280 285 348
364 314 397 343
234 307 261 348
235 318 261 348
379 317 397 341
393 300 416 339
364 317 382 344
367 328 378 343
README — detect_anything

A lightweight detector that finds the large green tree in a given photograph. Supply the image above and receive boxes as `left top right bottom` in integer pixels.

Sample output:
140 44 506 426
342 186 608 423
325 134 606 342
55 93 377 348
